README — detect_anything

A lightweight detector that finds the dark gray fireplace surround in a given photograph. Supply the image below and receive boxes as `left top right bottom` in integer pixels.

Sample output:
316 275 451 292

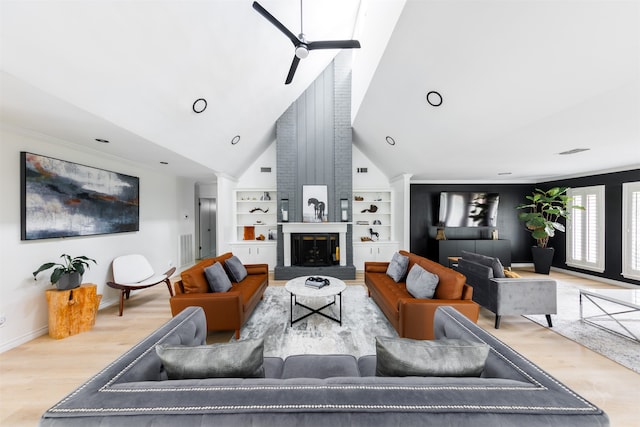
275 52 356 280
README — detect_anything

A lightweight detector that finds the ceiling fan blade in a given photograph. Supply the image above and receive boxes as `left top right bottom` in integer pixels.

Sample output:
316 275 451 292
307 40 361 50
285 56 301 85
252 1 300 46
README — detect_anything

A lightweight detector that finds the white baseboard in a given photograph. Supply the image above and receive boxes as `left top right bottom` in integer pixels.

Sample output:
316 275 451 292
1 297 121 354
99 297 119 310
0 325 48 354
512 263 533 268
550 267 638 289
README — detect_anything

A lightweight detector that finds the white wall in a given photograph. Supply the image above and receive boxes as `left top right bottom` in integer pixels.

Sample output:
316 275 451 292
0 126 185 352
352 145 389 188
236 141 277 189
215 174 237 255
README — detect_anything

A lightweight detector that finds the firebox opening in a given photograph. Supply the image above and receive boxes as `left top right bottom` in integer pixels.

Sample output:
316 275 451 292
292 233 339 267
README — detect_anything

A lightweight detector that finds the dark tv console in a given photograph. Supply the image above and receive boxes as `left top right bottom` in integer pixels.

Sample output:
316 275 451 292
434 239 511 267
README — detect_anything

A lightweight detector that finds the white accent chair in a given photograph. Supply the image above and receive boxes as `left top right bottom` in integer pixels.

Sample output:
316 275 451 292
107 254 175 316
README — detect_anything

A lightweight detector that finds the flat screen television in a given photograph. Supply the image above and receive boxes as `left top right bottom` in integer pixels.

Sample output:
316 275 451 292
438 192 499 227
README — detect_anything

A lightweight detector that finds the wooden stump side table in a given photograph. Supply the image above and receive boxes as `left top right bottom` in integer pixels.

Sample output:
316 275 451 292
45 284 102 339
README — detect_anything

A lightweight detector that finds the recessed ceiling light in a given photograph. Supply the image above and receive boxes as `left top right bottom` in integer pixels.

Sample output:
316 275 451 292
95 138 110 143
192 98 207 113
231 135 241 145
498 172 512 175
160 161 169 165
558 148 590 155
426 91 443 107
385 136 396 146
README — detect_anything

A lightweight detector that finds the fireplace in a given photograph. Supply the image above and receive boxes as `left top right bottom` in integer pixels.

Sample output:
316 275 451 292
292 233 339 267
277 222 354 280
281 222 348 268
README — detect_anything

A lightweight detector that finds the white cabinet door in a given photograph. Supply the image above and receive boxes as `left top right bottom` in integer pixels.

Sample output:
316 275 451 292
376 242 399 263
353 244 373 271
353 242 399 271
229 243 276 270
253 244 276 269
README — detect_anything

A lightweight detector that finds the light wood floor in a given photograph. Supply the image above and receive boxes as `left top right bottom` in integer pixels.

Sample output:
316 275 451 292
1 269 638 426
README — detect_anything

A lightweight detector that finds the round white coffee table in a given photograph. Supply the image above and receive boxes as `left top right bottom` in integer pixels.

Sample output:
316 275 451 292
284 276 347 326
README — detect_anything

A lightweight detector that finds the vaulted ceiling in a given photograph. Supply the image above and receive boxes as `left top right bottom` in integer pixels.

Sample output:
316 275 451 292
1 0 638 183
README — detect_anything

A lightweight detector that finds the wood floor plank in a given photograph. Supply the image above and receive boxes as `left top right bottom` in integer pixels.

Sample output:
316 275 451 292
1 270 638 426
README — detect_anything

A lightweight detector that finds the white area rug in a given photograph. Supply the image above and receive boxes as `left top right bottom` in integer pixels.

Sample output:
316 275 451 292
525 283 640 373
233 285 397 358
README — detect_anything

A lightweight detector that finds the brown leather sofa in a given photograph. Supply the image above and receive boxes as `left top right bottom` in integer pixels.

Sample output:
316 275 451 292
169 252 268 339
364 250 479 339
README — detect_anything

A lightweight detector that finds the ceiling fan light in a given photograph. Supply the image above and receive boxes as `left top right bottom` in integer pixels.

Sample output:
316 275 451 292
295 45 309 59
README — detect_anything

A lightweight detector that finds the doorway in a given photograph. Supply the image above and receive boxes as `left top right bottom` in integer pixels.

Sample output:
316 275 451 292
199 198 217 259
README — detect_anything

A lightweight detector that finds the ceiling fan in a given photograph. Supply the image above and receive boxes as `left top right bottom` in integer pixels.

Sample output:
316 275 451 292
252 1 361 84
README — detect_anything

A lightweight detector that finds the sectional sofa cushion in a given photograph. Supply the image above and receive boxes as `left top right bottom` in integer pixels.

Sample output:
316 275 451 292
280 354 360 379
461 250 505 278
406 263 439 299
375 336 490 377
225 255 248 282
204 262 232 293
155 338 265 379
386 251 409 282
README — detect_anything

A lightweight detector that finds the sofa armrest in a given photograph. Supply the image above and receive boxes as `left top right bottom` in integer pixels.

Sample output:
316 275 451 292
461 283 474 300
365 262 389 273
173 280 186 295
170 292 243 331
398 298 480 340
490 278 557 315
244 263 268 275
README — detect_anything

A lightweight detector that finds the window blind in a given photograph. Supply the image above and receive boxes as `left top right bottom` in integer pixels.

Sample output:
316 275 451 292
567 186 605 273
622 182 640 280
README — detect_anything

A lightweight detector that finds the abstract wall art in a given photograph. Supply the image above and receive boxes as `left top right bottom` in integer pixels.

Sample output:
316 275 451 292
20 152 140 240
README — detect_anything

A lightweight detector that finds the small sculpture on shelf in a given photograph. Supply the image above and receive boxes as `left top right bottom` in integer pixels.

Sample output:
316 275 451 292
369 228 379 241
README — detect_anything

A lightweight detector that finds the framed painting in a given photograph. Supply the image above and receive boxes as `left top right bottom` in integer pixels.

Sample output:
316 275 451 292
20 152 140 240
302 185 327 223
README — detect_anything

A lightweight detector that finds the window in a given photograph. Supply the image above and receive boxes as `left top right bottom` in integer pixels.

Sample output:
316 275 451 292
566 186 605 272
622 181 640 280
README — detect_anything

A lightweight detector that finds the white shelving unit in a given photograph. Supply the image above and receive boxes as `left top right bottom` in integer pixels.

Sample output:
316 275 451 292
352 189 399 270
352 190 393 242
231 189 277 269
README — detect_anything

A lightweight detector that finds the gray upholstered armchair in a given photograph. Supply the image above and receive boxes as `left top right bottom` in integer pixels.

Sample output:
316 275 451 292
457 251 557 329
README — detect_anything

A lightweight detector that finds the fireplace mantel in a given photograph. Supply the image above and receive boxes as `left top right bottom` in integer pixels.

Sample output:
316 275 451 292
281 222 349 267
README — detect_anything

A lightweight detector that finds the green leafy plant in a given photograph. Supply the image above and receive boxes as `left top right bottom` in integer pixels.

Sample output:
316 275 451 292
516 187 584 248
32 254 97 285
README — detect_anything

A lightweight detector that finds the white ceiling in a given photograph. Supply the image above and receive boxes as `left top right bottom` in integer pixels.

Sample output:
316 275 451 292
1 0 639 183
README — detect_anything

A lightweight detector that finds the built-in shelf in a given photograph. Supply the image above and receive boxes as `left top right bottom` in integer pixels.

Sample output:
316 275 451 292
352 189 399 270
352 189 393 242
232 189 278 269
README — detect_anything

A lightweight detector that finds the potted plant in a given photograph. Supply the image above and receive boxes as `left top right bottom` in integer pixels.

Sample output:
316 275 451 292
516 187 583 274
33 254 97 290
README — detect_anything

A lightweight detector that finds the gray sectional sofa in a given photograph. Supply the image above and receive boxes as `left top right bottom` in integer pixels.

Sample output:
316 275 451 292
40 306 608 426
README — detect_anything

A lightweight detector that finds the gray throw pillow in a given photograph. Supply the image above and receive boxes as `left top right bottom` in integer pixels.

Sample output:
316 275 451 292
375 336 490 377
461 250 505 278
406 264 439 299
386 252 409 282
225 255 248 282
156 339 265 379
204 262 232 293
